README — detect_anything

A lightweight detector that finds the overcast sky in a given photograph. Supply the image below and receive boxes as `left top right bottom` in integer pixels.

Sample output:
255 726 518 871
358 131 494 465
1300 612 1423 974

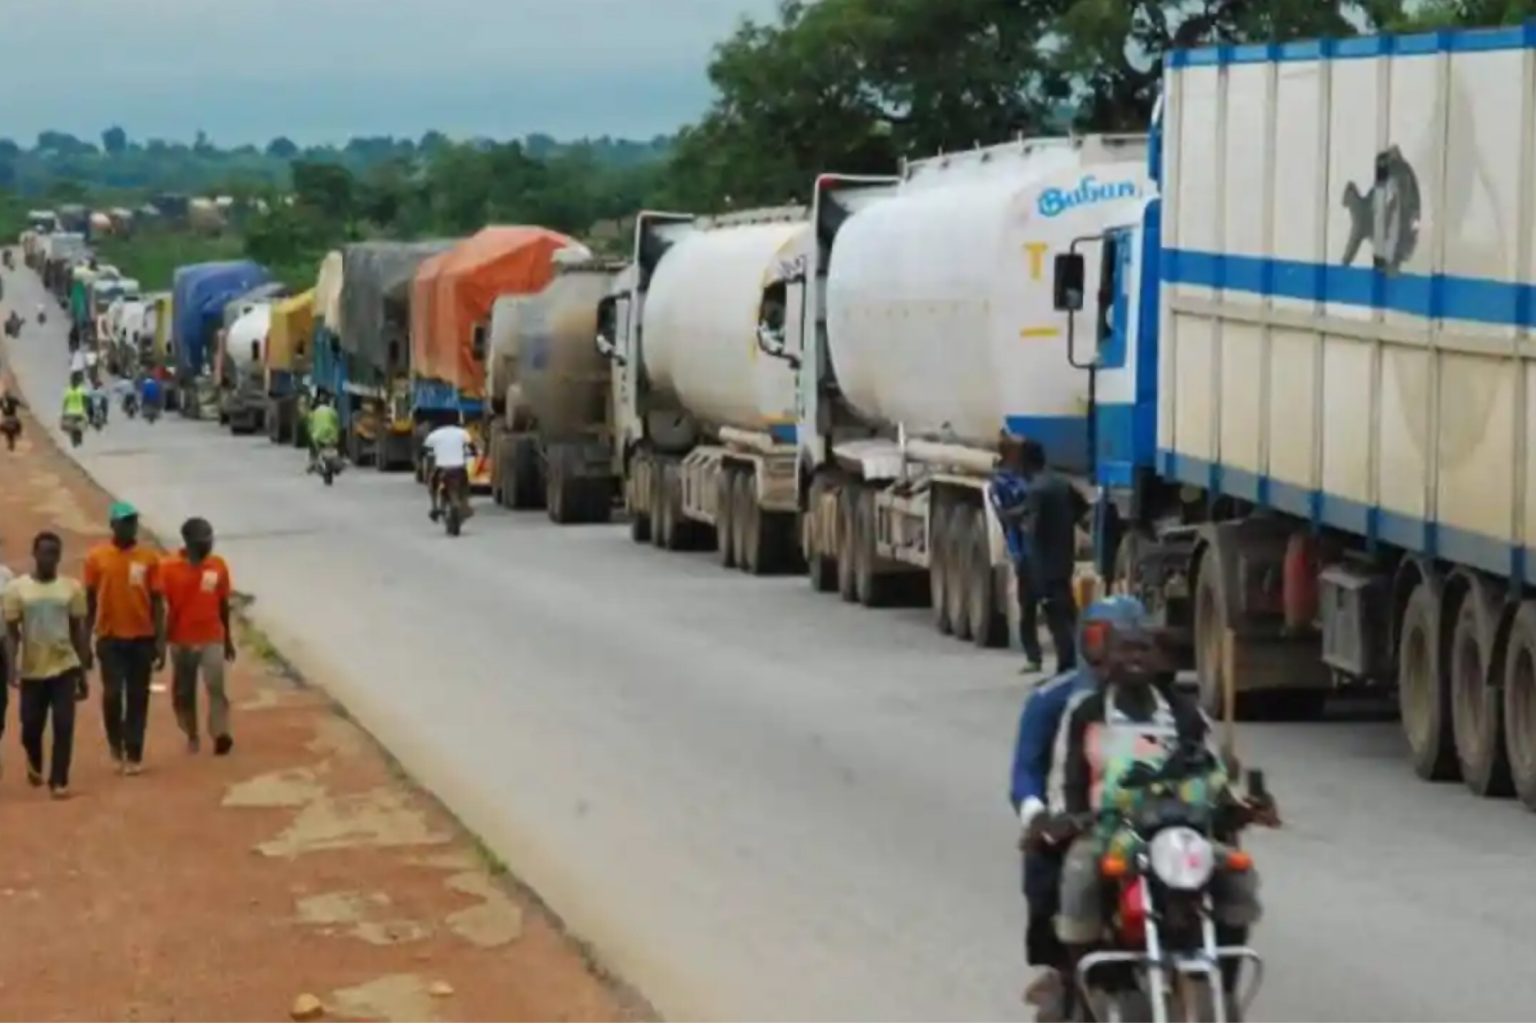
2 0 783 146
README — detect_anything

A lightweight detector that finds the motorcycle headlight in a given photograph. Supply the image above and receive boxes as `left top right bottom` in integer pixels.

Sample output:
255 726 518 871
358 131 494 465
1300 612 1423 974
1148 826 1215 891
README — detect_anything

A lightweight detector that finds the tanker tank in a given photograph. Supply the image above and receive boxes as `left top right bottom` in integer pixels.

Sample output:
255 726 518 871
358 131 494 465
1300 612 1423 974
800 134 1149 642
487 256 622 523
606 208 808 570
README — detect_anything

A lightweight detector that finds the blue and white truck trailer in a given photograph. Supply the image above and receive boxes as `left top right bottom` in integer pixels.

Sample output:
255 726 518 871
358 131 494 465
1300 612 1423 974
1056 23 1536 805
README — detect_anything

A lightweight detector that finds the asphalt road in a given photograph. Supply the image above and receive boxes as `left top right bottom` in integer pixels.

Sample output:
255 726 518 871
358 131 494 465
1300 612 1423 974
5 264 1536 1021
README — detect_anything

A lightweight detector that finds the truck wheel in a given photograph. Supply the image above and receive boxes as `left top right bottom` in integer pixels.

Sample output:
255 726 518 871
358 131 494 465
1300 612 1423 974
854 487 892 607
1451 583 1511 797
739 473 768 575
1399 580 1458 781
717 470 737 568
1193 561 1228 717
930 503 952 635
511 438 542 509
944 509 972 640
806 485 837 592
837 487 858 603
732 471 753 569
547 460 568 522
661 464 685 551
968 506 1009 649
582 480 613 524
1502 601 1536 810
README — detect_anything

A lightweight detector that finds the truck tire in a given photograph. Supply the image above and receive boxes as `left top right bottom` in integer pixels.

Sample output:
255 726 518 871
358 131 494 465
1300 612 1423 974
837 487 858 603
547 459 573 523
930 502 953 635
1450 582 1511 797
807 482 837 592
582 480 613 524
717 470 737 568
944 509 972 640
1193 560 1229 717
662 464 686 551
1399 579 1458 781
968 506 1009 649
739 472 768 575
854 487 892 607
508 438 541 509
1501 601 1536 810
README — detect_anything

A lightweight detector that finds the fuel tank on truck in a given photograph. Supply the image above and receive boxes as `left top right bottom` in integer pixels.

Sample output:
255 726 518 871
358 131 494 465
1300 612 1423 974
826 136 1148 469
641 209 806 434
488 257 618 437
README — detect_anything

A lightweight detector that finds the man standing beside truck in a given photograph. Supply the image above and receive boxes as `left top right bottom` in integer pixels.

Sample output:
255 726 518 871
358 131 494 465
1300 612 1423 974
1019 439 1082 674
992 435 1047 673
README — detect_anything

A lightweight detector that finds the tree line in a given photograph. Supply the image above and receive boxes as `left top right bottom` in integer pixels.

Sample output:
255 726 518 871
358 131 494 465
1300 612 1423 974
3 0 1530 284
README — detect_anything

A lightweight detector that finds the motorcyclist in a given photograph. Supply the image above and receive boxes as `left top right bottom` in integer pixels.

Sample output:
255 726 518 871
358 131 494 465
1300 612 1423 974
306 391 342 473
423 414 475 523
1050 621 1267 1002
1009 596 1149 1012
61 373 89 435
139 372 163 420
87 374 109 428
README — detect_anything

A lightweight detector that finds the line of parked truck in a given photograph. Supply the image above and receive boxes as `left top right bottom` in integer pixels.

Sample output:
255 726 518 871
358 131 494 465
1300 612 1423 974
15 21 1536 812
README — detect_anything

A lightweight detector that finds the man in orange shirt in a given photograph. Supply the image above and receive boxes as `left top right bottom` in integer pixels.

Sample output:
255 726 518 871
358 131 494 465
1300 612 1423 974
84 501 164 774
155 518 237 755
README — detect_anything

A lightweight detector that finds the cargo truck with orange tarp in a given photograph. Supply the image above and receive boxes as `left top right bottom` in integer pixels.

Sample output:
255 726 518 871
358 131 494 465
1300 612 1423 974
408 226 578 486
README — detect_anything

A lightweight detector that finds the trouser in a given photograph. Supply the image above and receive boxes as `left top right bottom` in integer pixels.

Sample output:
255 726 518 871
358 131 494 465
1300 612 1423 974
98 636 155 762
172 643 229 742
1057 834 1263 945
1018 574 1079 672
432 467 469 513
20 672 78 788
1023 849 1067 967
1016 567 1045 664
0 649 9 737
1039 579 1078 673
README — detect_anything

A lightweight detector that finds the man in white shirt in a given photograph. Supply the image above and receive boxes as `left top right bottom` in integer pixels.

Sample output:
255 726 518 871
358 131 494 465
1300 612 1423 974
423 419 475 523
69 348 88 376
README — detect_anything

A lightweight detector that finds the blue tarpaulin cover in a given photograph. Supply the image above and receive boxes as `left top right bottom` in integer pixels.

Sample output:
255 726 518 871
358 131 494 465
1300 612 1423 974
171 260 270 374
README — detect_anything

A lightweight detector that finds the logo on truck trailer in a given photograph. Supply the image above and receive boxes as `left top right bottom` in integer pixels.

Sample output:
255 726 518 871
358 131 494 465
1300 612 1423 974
1036 176 1139 218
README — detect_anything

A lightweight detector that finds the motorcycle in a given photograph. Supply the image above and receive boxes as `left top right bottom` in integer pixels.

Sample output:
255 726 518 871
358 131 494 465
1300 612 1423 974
36 310 46 325
1065 755 1268 1023
89 396 107 432
143 401 160 425
62 414 84 449
123 390 140 420
317 444 344 486
431 465 472 537
1 413 20 452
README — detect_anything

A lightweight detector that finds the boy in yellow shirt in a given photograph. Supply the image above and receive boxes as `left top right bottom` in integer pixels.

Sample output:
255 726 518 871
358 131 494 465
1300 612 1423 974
2 532 89 798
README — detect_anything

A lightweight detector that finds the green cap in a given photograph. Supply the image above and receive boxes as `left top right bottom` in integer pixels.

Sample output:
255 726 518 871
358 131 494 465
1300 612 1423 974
108 500 139 523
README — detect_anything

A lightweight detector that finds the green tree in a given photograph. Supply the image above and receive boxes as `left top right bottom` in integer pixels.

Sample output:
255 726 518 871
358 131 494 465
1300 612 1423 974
102 125 129 155
266 136 299 159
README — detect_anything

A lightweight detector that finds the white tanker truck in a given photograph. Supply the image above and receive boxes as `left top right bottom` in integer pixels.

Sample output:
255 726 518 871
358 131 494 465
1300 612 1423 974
796 136 1150 645
602 209 807 571
487 254 623 524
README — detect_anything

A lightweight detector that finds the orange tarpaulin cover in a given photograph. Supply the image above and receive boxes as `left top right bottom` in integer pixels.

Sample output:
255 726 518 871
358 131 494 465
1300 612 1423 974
410 226 577 397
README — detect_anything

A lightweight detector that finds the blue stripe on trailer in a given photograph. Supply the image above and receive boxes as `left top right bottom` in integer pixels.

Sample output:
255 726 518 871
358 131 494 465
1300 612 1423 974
1156 449 1530 586
1166 21 1536 66
1163 249 1536 329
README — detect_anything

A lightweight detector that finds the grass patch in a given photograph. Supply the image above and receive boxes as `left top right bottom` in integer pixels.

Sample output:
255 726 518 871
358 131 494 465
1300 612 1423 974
96 228 246 291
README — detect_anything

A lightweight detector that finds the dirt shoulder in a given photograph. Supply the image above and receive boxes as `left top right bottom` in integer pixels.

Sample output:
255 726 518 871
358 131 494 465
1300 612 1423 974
0 375 649 1022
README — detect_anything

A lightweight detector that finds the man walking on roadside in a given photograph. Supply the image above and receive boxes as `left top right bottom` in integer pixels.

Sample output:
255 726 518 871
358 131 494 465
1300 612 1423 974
0 543 14 772
155 518 236 755
84 502 163 775
3 532 90 799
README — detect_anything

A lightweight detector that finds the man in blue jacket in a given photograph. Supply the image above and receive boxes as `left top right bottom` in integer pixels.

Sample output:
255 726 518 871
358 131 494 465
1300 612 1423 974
1008 595 1149 1012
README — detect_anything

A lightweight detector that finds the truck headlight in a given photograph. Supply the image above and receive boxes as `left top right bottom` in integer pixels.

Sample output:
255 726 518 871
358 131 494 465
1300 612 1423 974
1148 826 1215 891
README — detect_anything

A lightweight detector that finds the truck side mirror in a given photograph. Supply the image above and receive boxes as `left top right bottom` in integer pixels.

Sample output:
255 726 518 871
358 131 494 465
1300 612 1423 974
1053 253 1085 312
